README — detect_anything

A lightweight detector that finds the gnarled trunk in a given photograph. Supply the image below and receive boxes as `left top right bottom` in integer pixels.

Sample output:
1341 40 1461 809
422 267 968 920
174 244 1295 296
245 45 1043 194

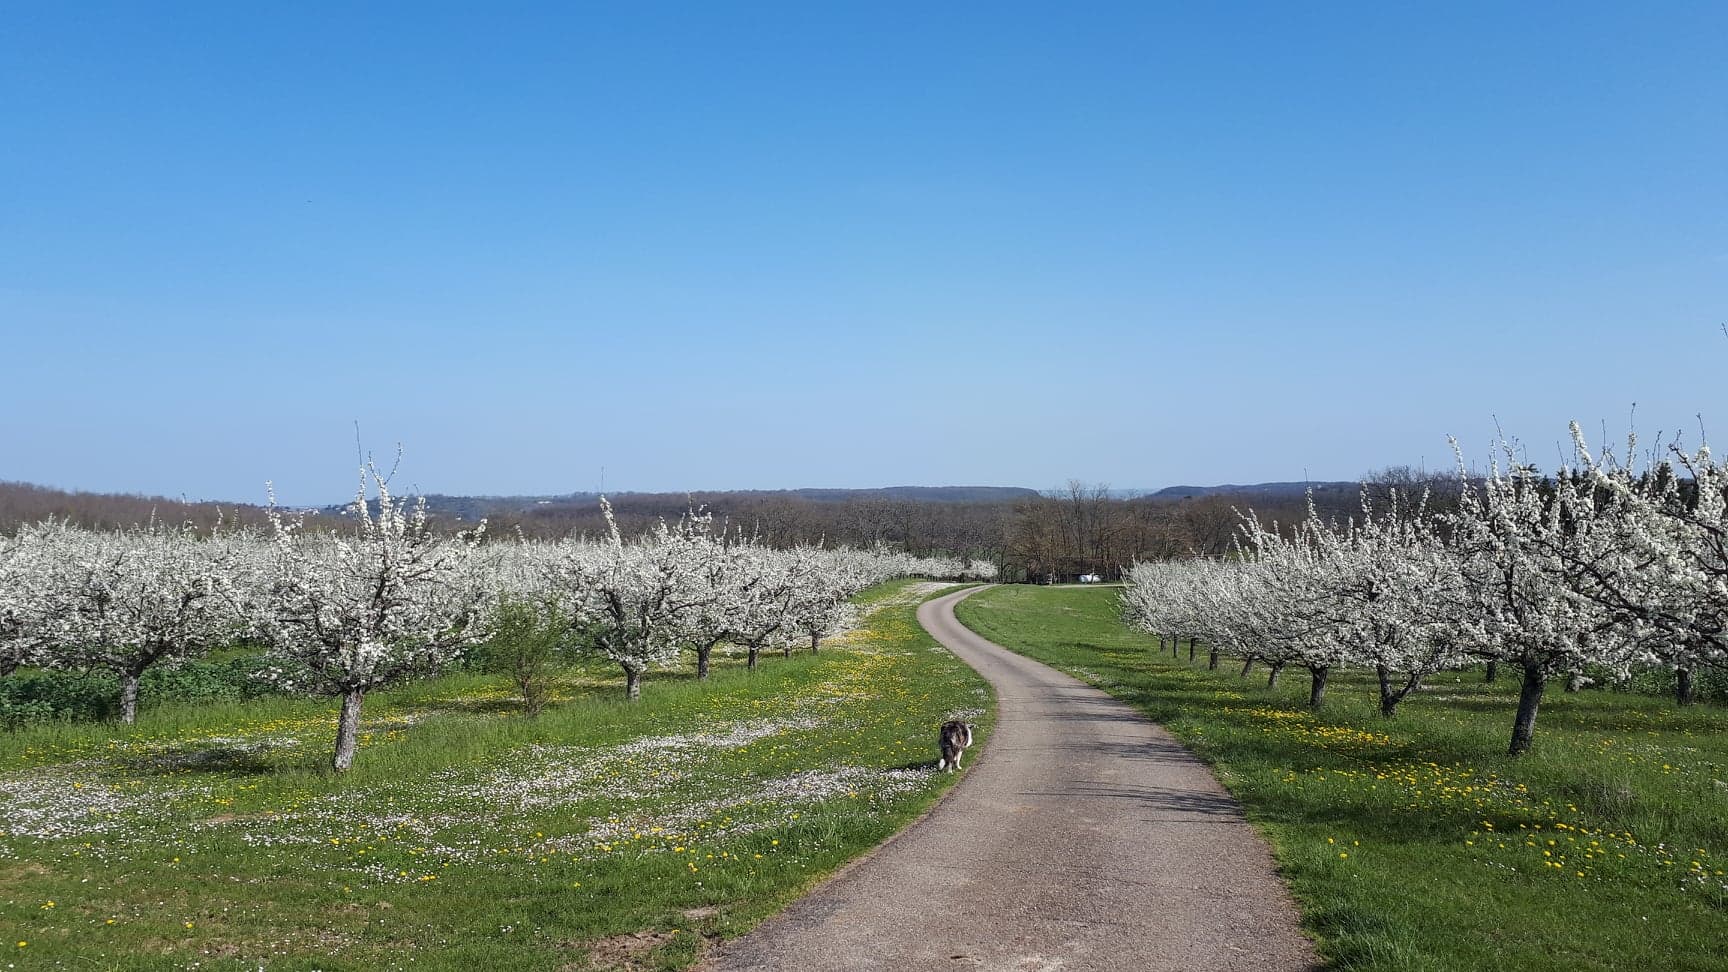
1676 667 1694 706
1484 660 1499 683
810 631 821 655
623 664 643 701
1239 657 1254 677
333 687 365 772
696 645 713 679
1508 664 1545 756
1208 648 1220 671
1308 666 1330 708
747 647 761 670
1375 663 1422 718
1188 641 1197 663
1266 661 1284 689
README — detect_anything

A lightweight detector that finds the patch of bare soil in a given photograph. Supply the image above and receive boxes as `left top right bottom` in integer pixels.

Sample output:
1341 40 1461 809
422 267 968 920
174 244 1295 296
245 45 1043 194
566 929 684 971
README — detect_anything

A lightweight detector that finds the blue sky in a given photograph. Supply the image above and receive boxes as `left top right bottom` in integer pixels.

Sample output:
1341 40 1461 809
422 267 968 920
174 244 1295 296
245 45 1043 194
2 2 1723 504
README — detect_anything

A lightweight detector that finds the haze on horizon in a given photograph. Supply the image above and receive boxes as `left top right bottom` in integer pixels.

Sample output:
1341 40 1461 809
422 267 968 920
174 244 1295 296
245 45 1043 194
3 3 1723 507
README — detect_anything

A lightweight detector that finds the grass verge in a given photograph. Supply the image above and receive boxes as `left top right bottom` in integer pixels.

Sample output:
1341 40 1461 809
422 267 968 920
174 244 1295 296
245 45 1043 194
0 579 992 971
954 584 1727 972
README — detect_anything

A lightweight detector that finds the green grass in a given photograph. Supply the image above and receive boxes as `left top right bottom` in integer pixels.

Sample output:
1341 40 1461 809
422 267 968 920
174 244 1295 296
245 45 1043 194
0 580 992 971
955 584 1728 972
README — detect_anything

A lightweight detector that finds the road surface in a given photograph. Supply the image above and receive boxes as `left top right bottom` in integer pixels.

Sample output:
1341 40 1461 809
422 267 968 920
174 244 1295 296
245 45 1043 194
704 585 1316 972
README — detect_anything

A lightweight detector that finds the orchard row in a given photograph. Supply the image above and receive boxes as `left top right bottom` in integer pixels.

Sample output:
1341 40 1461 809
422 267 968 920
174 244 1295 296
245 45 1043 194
0 461 994 769
1125 426 1728 755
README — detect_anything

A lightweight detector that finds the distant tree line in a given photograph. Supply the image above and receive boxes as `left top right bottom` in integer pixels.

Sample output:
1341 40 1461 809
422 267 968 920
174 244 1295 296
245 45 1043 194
0 481 273 534
1001 472 1463 584
4 472 1465 583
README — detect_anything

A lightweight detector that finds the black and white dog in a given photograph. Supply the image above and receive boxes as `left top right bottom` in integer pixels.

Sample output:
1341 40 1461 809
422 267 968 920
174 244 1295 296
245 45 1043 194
936 720 974 772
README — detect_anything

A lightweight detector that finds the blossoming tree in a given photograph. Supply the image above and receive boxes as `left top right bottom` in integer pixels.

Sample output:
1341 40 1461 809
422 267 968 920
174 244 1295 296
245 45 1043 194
0 528 45 677
254 462 487 771
27 520 247 723
552 499 717 700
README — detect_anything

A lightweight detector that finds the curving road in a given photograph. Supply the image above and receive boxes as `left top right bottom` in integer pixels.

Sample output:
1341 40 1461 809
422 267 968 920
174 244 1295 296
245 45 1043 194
704 586 1316 972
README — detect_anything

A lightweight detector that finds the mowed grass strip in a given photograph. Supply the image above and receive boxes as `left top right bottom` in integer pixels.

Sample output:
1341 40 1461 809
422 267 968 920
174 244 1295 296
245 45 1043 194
0 580 992 971
954 584 1728 972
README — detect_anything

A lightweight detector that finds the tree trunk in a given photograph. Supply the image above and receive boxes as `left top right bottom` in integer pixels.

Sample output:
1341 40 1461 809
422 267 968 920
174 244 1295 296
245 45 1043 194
810 631 821 655
1208 648 1220 671
697 645 713 679
1377 665 1424 717
119 671 142 725
1158 635 1167 654
623 665 642 701
518 673 544 718
1188 641 1196 663
1484 660 1499 683
333 687 365 772
513 657 543 718
1508 664 1545 756
747 647 760 670
1266 661 1284 689
1239 657 1254 677
1676 667 1695 706
1308 666 1330 708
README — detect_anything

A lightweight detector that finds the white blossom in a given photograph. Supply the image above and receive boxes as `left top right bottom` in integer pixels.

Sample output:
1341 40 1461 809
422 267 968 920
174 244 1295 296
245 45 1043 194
253 460 487 770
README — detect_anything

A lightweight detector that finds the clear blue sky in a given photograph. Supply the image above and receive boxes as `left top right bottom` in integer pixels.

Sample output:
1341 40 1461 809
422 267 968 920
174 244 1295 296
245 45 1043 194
3 2 1723 504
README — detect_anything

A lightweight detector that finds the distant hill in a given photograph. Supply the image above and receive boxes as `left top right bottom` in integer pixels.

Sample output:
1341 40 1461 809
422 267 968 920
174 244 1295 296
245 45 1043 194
783 486 1041 504
325 481 1365 518
1148 481 1358 500
6 477 1393 537
352 485 1044 521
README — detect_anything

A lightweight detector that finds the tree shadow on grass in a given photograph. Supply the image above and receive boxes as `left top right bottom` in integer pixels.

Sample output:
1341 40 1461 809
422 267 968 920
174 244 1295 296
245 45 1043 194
1017 781 1248 821
113 742 289 776
397 695 524 717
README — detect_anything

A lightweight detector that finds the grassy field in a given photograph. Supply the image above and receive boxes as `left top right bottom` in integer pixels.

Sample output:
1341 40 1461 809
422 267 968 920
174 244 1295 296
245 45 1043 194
0 580 991 971
955 584 1728 972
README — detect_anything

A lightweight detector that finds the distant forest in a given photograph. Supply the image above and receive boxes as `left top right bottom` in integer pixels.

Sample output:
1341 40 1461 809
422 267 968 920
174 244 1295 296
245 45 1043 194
0 470 1459 583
